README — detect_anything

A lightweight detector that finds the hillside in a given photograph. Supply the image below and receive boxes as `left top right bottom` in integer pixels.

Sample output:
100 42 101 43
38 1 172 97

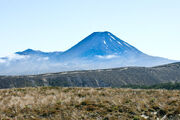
0 87 179 120
0 62 180 89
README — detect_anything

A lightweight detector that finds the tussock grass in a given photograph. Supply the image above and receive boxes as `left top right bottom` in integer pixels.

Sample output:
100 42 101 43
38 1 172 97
0 87 179 120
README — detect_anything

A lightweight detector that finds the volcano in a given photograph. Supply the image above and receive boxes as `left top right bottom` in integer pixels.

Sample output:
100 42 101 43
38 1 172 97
58 31 173 66
61 31 143 59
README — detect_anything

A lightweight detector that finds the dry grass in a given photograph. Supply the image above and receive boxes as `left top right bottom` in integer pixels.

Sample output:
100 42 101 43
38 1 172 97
0 87 179 120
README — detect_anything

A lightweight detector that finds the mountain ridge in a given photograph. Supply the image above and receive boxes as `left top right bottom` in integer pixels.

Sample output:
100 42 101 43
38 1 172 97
16 49 63 57
0 62 180 89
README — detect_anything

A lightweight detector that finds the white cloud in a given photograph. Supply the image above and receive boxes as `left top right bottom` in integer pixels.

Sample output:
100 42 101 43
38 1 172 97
96 55 118 59
43 57 49 60
0 59 6 63
5 53 29 61
37 57 49 61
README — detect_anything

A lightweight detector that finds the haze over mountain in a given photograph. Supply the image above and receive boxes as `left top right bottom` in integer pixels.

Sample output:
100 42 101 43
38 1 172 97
0 31 175 75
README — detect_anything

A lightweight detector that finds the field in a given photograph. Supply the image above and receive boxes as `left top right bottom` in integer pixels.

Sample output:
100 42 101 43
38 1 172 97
0 87 179 120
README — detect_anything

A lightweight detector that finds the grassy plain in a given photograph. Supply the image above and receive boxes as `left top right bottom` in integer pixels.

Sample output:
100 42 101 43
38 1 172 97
0 87 179 120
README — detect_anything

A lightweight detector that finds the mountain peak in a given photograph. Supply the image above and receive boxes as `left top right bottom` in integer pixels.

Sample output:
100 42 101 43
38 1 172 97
16 49 40 55
91 31 112 37
61 31 143 59
15 49 63 58
92 31 111 34
24 49 36 52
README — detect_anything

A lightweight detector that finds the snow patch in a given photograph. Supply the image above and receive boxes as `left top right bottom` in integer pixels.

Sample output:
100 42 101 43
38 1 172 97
104 40 108 49
123 42 131 47
96 55 118 59
104 40 107 45
117 41 122 45
108 33 116 40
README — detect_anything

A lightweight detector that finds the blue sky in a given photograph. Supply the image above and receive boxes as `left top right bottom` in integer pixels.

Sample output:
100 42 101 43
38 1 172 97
0 0 180 60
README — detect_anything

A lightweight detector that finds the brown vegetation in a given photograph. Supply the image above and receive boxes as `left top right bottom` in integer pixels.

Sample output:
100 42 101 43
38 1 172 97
0 87 179 120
